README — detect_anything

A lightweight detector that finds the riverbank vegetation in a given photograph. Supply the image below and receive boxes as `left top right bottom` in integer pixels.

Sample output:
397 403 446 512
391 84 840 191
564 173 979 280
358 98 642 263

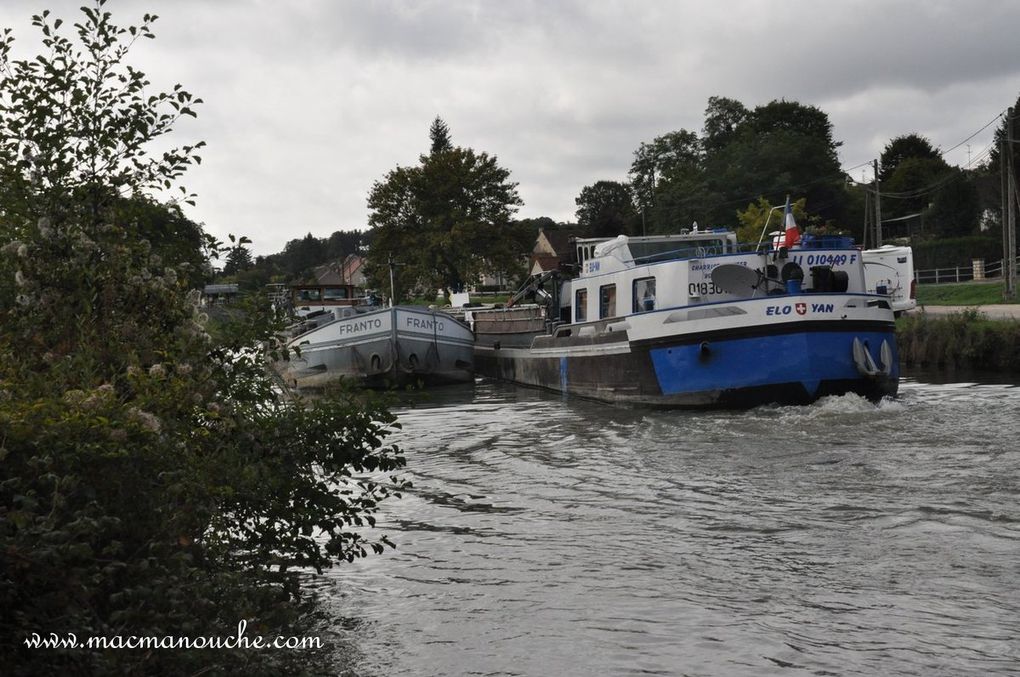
897 311 1020 371
0 5 404 674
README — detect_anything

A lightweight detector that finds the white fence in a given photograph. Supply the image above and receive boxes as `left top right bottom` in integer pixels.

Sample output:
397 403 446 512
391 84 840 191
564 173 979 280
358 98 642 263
915 257 1020 285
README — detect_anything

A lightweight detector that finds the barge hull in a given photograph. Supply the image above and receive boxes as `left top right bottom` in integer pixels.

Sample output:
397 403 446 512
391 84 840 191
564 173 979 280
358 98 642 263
475 324 898 408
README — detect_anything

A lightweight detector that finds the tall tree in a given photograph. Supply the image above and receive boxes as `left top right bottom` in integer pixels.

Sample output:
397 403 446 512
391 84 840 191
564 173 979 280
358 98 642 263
702 96 749 154
629 129 707 231
926 167 981 237
367 121 524 297
629 129 702 202
882 156 950 226
980 94 1020 231
429 116 452 154
879 134 941 183
575 180 639 237
704 98 845 227
223 242 254 275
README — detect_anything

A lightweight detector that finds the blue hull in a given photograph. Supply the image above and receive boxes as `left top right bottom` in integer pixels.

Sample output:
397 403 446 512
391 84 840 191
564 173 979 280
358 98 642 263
649 329 898 401
476 324 898 408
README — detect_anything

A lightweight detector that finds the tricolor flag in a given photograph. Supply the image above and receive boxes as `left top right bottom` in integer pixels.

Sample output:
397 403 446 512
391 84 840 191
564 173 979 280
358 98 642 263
782 196 800 248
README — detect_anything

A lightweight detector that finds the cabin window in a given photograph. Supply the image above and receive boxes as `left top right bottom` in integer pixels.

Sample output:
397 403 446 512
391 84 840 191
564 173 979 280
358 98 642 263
297 288 321 301
599 284 617 319
575 289 588 322
323 287 349 300
633 277 656 312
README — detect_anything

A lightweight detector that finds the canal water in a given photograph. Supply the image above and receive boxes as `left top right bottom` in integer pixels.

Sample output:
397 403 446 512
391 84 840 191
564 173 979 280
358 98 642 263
323 372 1020 676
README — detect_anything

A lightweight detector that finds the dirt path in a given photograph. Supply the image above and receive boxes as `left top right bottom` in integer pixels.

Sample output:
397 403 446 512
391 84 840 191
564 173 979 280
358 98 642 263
913 304 1020 320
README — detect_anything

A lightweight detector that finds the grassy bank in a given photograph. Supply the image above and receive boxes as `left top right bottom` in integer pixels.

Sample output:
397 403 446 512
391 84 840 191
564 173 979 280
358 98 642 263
915 280 1018 305
897 310 1020 371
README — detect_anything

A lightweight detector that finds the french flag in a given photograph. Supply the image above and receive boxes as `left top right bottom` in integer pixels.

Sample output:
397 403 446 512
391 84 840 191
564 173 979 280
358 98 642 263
782 196 800 248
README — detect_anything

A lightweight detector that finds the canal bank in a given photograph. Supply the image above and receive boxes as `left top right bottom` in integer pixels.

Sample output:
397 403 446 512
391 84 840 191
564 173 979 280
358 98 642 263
898 307 1020 372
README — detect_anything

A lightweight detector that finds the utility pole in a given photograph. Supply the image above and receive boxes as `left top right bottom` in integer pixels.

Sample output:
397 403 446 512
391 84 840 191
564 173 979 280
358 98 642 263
1008 107 1017 299
1003 125 1010 298
873 159 883 246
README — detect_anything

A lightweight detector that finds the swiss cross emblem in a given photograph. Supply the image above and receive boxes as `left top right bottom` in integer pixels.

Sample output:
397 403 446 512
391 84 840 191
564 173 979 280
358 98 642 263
795 302 807 315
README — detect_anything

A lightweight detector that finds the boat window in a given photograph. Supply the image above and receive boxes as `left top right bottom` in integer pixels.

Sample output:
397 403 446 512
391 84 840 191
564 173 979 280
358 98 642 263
599 284 617 319
323 287 349 300
297 288 321 301
575 288 588 322
633 277 656 312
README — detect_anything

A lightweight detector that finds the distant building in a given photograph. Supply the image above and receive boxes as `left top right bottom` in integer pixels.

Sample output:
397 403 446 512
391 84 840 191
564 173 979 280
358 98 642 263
201 283 239 305
288 255 371 317
529 227 582 275
309 254 367 289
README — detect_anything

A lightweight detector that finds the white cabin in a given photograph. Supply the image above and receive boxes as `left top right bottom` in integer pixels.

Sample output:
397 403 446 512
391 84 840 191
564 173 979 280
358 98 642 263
560 231 870 324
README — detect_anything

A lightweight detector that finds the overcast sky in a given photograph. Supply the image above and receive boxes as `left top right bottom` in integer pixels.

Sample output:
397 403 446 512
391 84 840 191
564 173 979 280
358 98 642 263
2 0 1018 255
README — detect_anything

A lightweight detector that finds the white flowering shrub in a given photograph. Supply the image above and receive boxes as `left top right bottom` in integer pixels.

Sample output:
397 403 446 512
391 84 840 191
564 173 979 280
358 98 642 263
0 4 406 674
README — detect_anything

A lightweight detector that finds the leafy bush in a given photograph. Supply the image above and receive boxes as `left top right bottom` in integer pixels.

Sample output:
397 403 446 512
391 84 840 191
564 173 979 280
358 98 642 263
911 235 1002 269
1 4 406 673
896 311 1020 371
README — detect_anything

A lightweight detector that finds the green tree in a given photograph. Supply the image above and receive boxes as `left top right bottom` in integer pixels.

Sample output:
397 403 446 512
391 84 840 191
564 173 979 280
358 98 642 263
879 134 941 183
0 5 404 674
734 196 808 245
574 180 638 237
627 129 718 232
702 95 749 154
629 129 702 204
223 240 254 275
882 156 949 224
113 193 211 286
429 115 452 154
979 94 1020 233
704 99 845 227
366 120 524 297
926 167 980 237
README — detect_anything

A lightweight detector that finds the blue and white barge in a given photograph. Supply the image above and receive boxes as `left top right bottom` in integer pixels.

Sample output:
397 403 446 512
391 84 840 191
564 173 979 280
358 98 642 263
471 230 898 407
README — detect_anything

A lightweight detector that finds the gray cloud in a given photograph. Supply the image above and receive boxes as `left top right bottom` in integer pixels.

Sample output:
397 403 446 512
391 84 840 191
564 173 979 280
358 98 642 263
2 0 1018 255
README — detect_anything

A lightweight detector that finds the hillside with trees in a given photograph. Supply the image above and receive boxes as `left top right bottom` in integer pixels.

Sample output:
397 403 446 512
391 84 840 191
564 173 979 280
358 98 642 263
572 93 1014 268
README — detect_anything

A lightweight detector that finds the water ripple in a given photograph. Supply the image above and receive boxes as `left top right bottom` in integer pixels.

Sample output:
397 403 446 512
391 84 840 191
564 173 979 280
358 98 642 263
326 373 1020 676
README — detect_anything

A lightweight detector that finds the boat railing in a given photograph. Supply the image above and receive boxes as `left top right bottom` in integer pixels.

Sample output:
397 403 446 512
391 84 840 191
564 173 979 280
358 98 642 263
630 243 731 265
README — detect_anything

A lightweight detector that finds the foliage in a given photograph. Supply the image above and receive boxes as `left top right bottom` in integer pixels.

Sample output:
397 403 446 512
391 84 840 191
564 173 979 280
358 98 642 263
925 167 981 237
629 129 702 208
911 235 1001 268
429 115 452 154
366 118 525 298
984 92 1020 179
976 93 1020 240
223 240 254 275
897 311 1020 371
705 99 846 227
0 4 405 673
702 95 749 155
115 193 212 287
624 97 846 233
574 180 639 237
877 135 981 238
239 229 366 285
879 133 940 183
734 196 808 245
0 5 203 233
